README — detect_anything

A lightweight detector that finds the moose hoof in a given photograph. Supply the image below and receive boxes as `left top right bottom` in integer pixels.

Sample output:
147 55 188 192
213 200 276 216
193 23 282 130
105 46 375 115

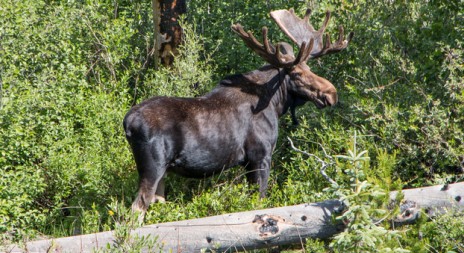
131 202 146 213
131 203 147 225
154 195 166 203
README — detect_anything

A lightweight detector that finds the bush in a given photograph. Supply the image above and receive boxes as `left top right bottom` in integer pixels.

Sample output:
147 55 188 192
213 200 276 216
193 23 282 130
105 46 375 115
0 0 150 241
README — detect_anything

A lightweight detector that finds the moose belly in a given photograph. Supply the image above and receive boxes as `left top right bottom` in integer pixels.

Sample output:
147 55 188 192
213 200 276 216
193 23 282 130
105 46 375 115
168 145 245 178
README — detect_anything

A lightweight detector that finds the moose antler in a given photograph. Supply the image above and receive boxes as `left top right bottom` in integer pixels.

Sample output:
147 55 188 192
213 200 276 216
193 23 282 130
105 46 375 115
270 9 354 59
231 24 314 68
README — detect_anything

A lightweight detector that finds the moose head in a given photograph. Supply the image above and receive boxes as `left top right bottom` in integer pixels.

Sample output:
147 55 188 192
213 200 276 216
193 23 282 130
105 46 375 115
232 9 353 121
124 8 353 215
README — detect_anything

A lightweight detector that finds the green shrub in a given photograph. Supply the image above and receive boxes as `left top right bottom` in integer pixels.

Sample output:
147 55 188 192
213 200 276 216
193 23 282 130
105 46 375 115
0 0 150 241
139 19 216 99
327 133 406 252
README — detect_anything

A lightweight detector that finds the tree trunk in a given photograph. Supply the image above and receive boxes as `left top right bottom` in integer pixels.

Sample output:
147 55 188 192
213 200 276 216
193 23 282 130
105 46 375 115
152 0 186 69
5 182 464 252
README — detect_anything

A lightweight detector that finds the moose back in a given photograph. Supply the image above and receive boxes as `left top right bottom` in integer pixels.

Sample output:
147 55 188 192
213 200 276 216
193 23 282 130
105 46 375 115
124 8 353 213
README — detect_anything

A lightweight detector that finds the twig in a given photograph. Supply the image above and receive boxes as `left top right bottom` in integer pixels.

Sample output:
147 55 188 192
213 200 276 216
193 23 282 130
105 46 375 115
287 137 338 187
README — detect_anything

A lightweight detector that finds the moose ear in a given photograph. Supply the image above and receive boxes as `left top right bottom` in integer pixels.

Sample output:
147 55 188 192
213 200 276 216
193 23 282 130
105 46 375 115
275 42 296 65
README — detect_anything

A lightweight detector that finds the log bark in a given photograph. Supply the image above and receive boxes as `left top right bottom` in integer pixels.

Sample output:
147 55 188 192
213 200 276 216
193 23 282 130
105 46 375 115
4 182 464 253
152 0 186 69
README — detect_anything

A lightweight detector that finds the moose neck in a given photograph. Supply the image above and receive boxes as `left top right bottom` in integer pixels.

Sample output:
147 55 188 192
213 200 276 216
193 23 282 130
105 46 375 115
265 68 292 118
220 65 293 118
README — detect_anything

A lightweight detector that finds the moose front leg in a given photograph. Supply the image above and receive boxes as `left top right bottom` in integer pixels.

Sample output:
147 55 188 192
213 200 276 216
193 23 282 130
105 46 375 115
154 176 166 203
290 105 299 125
246 156 272 198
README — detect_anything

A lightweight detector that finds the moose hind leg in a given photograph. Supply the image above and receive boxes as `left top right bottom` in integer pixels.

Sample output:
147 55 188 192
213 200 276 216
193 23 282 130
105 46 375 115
132 173 165 213
131 143 167 213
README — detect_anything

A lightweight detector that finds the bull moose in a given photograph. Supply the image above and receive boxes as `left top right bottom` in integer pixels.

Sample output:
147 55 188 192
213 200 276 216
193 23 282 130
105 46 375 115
124 8 353 213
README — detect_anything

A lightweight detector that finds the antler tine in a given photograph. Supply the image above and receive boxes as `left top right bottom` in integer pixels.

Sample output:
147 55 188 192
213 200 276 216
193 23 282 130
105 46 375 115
303 38 315 62
248 30 263 48
319 11 331 34
293 41 307 64
311 11 355 58
337 25 354 45
303 9 311 22
324 33 332 51
232 24 260 47
231 24 251 43
262 27 275 55
294 38 315 64
311 25 354 58
337 25 345 44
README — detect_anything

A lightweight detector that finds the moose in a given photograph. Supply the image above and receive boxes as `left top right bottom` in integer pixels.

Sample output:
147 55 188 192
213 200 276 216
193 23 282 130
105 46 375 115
124 8 353 213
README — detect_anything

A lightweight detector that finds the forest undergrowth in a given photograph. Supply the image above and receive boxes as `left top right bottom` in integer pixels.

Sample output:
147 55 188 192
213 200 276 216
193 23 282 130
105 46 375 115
1 0 463 251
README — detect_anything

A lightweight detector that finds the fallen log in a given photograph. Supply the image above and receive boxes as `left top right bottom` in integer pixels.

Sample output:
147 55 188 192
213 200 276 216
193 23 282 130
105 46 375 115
391 182 464 226
4 182 464 253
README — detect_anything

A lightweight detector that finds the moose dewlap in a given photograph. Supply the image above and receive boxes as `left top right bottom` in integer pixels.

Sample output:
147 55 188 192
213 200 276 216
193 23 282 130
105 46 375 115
123 8 353 214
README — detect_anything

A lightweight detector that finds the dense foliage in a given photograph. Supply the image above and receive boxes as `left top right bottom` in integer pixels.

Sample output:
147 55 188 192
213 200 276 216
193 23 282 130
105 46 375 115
1 0 463 251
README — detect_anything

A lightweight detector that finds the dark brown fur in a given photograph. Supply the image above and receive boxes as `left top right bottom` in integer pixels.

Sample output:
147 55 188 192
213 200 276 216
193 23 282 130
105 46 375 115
124 8 352 213
124 65 337 212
